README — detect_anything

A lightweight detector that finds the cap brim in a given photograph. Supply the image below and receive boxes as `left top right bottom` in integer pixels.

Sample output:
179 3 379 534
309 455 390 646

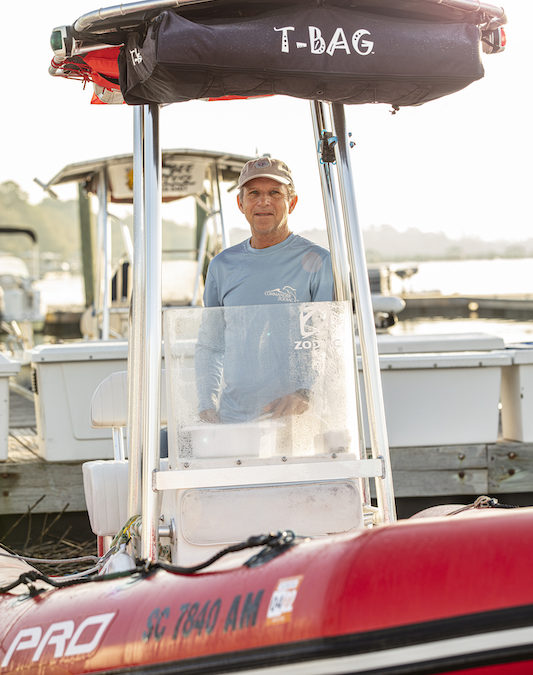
238 172 293 189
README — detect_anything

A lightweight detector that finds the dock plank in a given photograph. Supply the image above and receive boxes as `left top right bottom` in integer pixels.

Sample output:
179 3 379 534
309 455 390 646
0 462 86 514
402 294 533 319
8 430 41 462
2 424 533 514
389 445 489 496
390 445 487 471
392 469 488 497
3 390 86 514
488 441 533 493
9 389 36 429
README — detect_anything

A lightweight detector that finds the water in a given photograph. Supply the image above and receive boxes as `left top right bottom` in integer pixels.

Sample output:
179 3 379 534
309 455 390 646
31 258 533 344
391 316 533 345
388 258 533 344
389 257 533 297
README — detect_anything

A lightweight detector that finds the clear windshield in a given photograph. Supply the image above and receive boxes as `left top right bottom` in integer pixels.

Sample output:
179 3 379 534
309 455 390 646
163 301 358 465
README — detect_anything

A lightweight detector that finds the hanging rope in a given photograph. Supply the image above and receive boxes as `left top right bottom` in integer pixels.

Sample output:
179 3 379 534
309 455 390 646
0 530 297 596
447 495 518 515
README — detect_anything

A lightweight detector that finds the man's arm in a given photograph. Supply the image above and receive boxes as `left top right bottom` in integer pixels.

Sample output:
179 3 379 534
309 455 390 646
196 268 224 422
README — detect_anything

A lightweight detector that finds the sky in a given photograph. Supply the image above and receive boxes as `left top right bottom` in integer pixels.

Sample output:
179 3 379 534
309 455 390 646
2 0 531 242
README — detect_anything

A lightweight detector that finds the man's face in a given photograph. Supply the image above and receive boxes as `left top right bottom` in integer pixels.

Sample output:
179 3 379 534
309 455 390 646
237 177 298 248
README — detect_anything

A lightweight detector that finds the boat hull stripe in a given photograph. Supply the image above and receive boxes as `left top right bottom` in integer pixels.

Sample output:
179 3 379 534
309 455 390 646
96 603 533 674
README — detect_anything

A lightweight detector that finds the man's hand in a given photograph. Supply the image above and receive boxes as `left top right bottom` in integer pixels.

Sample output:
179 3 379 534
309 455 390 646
262 389 310 418
199 408 220 423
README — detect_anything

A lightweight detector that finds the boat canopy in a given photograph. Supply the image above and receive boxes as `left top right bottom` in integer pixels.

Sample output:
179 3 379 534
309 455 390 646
45 0 508 546
44 149 252 202
50 0 506 107
0 227 38 245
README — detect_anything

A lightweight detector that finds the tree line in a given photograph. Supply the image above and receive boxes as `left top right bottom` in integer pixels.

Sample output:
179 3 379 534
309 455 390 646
1 181 531 271
0 181 196 271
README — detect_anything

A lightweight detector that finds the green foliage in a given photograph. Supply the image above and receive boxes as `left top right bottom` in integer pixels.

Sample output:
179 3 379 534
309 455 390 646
1 181 531 268
0 181 197 270
0 181 80 265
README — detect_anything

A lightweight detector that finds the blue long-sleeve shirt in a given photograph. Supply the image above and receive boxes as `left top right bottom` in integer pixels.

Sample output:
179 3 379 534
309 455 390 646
197 234 333 421
203 234 333 307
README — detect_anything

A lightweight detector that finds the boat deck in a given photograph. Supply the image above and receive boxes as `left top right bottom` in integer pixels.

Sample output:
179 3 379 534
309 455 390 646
3 389 533 518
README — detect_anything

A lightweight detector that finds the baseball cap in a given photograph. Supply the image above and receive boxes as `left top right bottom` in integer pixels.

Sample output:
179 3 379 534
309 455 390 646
238 157 295 190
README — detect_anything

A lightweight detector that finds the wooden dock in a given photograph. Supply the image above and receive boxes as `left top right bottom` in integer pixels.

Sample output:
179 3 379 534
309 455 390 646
390 442 533 498
3 388 533 517
3 390 86 516
401 294 533 320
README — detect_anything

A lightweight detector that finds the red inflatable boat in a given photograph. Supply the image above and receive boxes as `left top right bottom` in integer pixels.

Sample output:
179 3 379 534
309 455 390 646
2 1 523 674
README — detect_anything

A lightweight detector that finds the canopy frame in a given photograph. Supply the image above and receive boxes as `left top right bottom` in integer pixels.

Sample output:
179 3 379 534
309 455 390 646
48 0 509 558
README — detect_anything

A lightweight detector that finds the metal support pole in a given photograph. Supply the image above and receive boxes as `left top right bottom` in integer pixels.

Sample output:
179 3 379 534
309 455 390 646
112 428 126 461
114 214 134 263
191 213 212 306
213 163 229 250
94 180 103 334
127 105 146 520
97 170 111 339
310 101 351 303
310 100 369 504
141 103 162 561
330 102 396 523
77 183 95 308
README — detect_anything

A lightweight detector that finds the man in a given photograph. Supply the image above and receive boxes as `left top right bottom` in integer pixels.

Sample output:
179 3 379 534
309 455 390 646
197 156 333 422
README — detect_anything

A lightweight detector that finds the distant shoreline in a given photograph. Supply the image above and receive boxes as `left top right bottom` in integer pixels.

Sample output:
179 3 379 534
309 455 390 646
229 224 533 263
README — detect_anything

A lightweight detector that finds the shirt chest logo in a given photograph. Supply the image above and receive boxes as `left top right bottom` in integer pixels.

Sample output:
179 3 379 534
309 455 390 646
265 286 297 302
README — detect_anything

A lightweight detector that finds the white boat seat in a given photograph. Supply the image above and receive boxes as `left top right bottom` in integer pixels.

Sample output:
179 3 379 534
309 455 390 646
90 369 168 461
90 370 168 428
83 460 129 536
83 458 170 537
84 370 170 538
